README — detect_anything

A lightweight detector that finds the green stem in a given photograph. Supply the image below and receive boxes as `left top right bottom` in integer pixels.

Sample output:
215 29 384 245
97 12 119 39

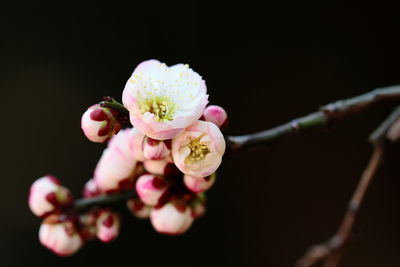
100 97 129 116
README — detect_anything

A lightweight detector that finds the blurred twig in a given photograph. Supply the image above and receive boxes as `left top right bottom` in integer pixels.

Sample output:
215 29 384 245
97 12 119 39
74 191 136 213
296 105 400 267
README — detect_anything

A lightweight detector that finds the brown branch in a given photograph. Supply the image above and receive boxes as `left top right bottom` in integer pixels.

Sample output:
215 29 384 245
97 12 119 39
73 191 137 213
296 145 384 267
227 85 400 152
296 106 400 267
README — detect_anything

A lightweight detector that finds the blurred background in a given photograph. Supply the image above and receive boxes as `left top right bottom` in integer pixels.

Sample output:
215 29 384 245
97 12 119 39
1 1 400 266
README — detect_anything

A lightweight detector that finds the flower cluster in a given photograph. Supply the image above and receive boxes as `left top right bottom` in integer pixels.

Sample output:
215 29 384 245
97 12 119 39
29 60 228 256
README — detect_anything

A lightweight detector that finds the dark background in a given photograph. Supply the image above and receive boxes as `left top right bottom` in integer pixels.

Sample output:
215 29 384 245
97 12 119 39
1 1 400 266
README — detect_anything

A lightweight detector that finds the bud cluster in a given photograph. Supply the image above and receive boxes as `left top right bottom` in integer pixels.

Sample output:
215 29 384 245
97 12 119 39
29 59 228 256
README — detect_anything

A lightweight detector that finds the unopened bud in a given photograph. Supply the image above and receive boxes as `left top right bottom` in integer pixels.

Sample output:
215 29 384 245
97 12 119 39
81 104 121 143
96 210 120 243
183 173 216 193
143 137 171 160
82 179 100 198
39 214 83 256
143 160 180 177
135 174 169 206
202 105 228 129
127 198 151 219
29 176 73 218
150 202 193 235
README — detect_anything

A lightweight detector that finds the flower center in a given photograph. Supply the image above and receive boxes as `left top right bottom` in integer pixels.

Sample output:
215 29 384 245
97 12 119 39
185 135 210 164
139 96 176 122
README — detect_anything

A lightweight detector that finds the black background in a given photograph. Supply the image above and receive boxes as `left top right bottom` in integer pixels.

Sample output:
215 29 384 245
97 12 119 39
2 1 400 266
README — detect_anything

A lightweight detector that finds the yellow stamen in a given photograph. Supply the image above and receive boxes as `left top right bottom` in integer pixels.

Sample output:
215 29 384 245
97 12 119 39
185 135 210 164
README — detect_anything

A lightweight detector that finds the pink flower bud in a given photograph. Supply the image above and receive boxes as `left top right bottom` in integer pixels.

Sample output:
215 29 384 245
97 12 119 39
171 121 226 177
202 105 228 128
184 173 216 193
39 215 83 256
94 129 137 193
150 203 193 235
82 179 100 198
96 210 120 243
143 137 171 160
129 128 147 161
122 59 208 140
29 176 73 218
143 160 180 177
127 198 151 219
135 174 169 206
81 104 121 143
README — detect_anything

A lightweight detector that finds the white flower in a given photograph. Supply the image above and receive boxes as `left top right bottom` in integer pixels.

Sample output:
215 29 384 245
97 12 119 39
172 121 226 177
122 59 209 140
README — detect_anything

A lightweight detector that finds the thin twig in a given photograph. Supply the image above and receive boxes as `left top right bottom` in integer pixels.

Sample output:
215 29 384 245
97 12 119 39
73 191 136 213
227 85 400 152
100 96 130 116
296 145 384 267
369 105 400 144
296 105 400 267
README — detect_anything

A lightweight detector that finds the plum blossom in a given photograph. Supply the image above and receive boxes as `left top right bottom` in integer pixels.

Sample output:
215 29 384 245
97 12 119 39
127 198 151 219
94 129 137 193
143 159 179 177
129 128 147 161
135 174 169 206
39 215 83 256
184 173 216 193
142 137 171 160
202 105 228 128
81 104 121 143
29 176 72 217
82 179 100 198
150 203 193 235
30 59 231 248
122 59 209 140
172 121 225 177
96 210 120 243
